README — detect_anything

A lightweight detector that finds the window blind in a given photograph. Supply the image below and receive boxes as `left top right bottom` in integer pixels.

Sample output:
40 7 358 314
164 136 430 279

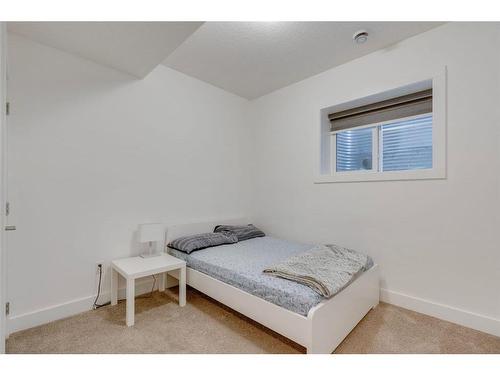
336 127 373 171
329 89 432 132
381 114 433 171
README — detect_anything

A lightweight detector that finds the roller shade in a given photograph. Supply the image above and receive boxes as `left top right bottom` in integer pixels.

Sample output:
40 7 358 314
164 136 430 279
329 89 432 132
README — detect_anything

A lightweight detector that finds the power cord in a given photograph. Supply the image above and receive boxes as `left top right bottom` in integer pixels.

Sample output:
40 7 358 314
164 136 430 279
93 264 108 309
93 264 158 310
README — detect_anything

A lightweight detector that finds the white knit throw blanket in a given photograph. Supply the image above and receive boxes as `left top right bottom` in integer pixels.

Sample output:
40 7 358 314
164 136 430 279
263 244 369 298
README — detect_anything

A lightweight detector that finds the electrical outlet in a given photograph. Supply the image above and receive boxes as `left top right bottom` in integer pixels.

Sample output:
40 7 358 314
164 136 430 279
96 262 105 274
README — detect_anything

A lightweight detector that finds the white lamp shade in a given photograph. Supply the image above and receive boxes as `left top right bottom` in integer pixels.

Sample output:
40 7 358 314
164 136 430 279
138 223 164 243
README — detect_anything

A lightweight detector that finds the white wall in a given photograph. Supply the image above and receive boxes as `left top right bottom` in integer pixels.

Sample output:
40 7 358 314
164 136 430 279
6 34 251 330
249 23 500 335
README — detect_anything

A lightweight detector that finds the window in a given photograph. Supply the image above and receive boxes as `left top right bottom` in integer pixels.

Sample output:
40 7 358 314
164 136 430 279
380 114 432 171
336 127 373 172
317 75 447 183
334 113 433 174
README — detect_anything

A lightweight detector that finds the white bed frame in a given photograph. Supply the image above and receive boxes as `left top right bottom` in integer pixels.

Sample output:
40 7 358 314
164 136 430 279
165 218 379 354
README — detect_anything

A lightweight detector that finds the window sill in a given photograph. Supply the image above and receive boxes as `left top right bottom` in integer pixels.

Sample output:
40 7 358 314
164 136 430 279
314 168 446 184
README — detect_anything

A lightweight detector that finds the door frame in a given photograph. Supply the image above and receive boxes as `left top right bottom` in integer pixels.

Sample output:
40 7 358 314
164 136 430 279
0 21 7 354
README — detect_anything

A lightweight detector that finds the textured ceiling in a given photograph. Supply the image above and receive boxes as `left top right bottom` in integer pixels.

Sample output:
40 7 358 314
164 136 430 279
164 22 444 99
8 22 444 99
8 22 203 78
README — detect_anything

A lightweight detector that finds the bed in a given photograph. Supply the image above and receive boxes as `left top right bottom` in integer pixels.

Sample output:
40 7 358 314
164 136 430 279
164 218 379 354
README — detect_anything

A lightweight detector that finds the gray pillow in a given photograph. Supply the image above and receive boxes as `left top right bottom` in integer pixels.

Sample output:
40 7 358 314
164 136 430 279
213 224 265 241
167 232 238 254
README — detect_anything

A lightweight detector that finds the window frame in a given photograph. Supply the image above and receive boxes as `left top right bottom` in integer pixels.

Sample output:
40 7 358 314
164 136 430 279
316 68 446 183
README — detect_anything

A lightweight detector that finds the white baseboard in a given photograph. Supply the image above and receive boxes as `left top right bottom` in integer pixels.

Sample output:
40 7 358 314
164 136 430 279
7 276 177 335
380 288 500 337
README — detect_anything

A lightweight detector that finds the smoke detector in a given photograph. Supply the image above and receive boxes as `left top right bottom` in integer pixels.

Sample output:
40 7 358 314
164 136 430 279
353 30 369 44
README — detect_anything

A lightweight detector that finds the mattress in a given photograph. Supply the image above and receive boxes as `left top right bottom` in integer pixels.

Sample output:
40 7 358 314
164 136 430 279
168 236 324 316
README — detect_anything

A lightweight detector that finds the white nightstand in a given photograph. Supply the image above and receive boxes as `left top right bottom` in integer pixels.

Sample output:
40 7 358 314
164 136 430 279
110 253 186 326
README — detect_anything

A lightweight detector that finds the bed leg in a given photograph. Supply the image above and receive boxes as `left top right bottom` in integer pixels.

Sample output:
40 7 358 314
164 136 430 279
306 341 334 354
306 346 333 354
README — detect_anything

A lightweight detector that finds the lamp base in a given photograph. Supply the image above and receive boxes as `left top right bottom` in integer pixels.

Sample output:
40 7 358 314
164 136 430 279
140 252 162 258
140 241 162 258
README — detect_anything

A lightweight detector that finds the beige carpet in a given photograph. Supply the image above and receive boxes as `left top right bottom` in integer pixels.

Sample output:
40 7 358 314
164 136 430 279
7 287 500 354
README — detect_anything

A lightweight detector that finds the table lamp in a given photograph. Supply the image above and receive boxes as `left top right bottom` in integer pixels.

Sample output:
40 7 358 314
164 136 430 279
138 223 164 258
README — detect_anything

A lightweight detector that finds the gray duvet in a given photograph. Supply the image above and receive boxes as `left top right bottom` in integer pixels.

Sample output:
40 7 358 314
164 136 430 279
168 236 372 316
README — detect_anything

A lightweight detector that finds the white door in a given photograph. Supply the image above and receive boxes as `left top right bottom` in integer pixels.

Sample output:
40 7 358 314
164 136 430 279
0 22 7 354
